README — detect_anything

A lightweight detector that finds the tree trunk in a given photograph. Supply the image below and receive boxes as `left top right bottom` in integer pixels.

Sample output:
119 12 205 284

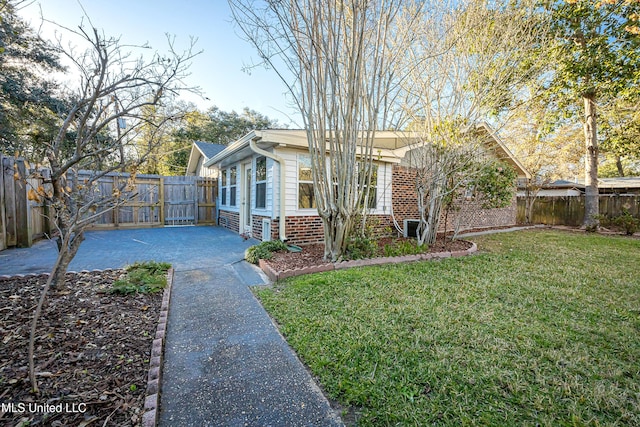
321 212 353 262
525 182 541 225
583 94 599 229
615 155 624 177
52 230 85 286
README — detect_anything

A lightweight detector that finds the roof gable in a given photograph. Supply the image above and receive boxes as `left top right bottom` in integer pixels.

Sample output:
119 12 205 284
194 141 226 159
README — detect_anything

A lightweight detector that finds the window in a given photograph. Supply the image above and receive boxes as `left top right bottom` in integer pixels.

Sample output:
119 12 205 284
255 156 267 209
361 164 378 209
229 166 237 206
221 169 227 206
298 154 316 209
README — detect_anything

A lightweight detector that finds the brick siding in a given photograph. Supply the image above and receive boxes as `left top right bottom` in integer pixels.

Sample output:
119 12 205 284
392 165 420 228
278 214 394 245
250 215 275 241
218 210 239 233
284 216 325 244
391 165 516 234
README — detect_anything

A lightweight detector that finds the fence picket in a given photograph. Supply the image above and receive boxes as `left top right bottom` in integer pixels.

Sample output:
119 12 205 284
0 154 7 251
518 195 640 225
0 153 218 249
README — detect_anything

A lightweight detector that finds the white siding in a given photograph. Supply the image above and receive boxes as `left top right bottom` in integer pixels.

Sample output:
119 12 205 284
195 155 218 178
275 147 392 217
268 157 280 219
278 149 309 217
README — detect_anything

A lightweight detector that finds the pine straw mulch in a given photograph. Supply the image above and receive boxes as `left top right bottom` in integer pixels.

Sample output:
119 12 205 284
266 236 473 272
0 270 162 426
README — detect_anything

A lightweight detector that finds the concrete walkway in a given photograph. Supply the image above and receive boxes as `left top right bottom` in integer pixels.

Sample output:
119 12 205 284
0 227 342 426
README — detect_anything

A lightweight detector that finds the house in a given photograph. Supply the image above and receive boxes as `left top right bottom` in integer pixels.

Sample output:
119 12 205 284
517 177 640 197
203 125 529 244
185 141 226 178
517 179 584 197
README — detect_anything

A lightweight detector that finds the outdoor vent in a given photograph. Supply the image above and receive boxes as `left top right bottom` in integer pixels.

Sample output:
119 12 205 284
403 219 420 238
262 219 272 242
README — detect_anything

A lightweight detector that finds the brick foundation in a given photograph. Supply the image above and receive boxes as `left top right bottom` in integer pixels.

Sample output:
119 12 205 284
280 214 394 245
218 210 239 233
284 216 325 244
250 215 275 241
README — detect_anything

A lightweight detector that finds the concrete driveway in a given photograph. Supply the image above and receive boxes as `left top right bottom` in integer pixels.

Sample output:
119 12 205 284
0 226 254 275
0 226 343 426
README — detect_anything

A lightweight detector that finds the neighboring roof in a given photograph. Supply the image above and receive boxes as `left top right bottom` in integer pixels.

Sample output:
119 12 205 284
525 177 640 192
185 141 227 176
599 177 640 189
205 126 531 179
545 179 585 189
194 141 226 159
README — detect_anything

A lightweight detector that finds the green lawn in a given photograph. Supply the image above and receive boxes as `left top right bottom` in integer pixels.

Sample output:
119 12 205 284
254 230 640 426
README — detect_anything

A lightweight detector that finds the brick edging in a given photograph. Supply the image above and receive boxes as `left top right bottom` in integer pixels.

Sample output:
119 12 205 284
259 242 478 281
0 268 119 281
142 268 174 427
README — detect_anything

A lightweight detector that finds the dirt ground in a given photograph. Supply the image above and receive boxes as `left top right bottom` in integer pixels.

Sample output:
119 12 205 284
266 237 473 272
0 271 162 426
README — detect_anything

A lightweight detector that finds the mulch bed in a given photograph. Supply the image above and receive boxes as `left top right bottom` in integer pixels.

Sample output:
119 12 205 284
0 271 162 426
266 237 473 272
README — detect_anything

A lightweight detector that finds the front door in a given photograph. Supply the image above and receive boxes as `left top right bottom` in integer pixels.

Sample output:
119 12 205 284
242 162 252 234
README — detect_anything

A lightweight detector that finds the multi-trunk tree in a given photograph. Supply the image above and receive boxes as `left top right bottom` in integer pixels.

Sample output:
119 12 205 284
229 0 422 261
25 20 199 392
397 0 547 244
502 94 584 224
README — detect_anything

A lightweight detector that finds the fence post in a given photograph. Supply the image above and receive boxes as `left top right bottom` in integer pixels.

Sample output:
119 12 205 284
113 174 119 227
159 177 165 225
41 169 52 236
0 154 6 251
194 178 199 225
14 159 32 247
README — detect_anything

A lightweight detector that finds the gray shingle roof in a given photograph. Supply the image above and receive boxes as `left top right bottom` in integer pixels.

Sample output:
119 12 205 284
194 141 226 160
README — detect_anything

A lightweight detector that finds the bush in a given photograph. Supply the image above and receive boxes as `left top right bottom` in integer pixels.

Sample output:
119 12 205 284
245 240 288 264
612 210 640 235
110 261 171 294
345 236 378 260
383 239 427 257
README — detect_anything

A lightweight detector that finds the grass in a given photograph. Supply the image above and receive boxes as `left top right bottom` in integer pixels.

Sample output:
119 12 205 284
109 261 171 294
254 230 640 426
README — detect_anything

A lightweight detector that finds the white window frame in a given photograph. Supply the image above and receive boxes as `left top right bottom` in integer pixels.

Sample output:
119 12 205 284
229 166 237 207
297 154 316 210
255 156 267 209
220 169 227 206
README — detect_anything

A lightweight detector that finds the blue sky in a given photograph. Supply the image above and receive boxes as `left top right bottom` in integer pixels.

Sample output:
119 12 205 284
18 0 300 127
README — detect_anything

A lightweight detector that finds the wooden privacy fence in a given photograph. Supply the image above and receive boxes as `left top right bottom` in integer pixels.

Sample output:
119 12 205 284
1 153 217 249
60 172 218 229
517 195 640 226
1 155 53 250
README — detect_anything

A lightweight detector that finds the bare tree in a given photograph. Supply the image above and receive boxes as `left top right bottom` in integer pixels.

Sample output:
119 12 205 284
229 0 422 261
397 0 547 244
26 22 199 393
502 98 584 224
